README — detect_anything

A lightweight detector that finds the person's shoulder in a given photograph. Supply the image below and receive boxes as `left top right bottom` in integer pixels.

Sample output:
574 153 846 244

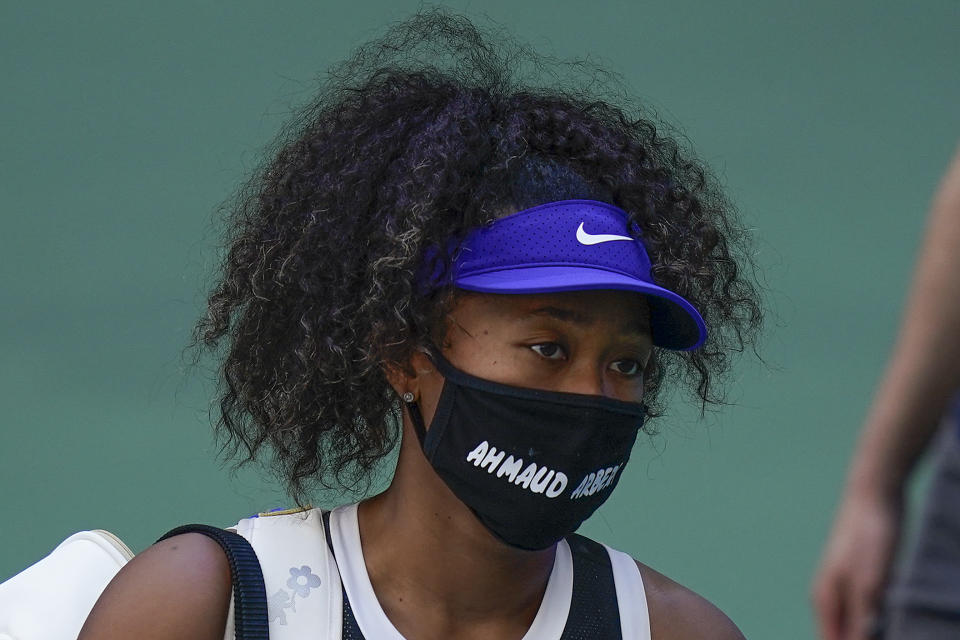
78 532 232 640
636 559 746 640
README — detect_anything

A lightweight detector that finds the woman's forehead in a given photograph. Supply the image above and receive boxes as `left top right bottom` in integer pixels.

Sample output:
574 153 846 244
450 290 652 334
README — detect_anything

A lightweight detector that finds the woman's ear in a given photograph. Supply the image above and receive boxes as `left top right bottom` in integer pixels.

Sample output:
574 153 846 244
383 349 436 400
410 349 436 376
383 359 413 397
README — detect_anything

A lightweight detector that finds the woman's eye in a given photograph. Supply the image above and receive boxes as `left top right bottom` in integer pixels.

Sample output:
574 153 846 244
530 343 566 360
609 359 642 376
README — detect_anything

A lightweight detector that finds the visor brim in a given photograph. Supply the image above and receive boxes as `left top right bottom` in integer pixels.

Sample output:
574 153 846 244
455 266 706 351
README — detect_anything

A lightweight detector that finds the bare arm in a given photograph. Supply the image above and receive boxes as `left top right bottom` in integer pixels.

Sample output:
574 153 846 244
849 145 960 495
639 561 746 640
78 533 232 640
813 143 960 640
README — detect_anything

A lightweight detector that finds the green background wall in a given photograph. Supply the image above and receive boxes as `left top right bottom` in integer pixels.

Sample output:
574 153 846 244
2 2 958 637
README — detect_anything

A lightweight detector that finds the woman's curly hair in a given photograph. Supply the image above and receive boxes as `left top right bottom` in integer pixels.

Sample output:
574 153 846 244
187 10 763 504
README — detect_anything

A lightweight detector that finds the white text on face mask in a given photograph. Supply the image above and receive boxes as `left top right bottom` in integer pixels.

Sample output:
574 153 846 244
465 440 568 498
569 464 622 500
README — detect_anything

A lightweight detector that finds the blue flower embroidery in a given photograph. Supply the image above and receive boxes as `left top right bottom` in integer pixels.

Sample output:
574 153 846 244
268 589 292 625
266 565 322 626
286 565 322 598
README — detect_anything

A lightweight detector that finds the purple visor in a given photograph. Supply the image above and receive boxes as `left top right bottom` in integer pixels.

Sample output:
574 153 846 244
426 199 707 350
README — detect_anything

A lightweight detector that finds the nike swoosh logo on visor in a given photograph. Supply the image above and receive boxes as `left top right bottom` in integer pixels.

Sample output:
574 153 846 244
576 222 634 245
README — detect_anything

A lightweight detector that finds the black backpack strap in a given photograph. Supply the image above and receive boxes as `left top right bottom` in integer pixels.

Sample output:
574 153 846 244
322 510 367 640
560 533 623 639
158 524 269 640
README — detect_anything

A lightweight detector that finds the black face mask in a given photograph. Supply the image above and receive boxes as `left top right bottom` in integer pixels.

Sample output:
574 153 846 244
406 351 647 551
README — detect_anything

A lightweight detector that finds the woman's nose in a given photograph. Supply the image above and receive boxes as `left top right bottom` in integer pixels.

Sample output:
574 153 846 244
556 364 612 398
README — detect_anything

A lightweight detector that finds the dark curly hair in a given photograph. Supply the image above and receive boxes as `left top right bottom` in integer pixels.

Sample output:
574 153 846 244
186 10 763 504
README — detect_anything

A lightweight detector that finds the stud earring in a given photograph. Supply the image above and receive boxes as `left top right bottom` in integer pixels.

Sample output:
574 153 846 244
402 391 415 403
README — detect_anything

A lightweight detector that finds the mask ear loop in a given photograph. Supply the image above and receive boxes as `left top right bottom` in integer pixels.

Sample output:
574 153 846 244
402 344 444 447
402 393 428 447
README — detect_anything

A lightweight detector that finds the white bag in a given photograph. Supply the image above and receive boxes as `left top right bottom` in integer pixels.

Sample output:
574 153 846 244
0 530 134 640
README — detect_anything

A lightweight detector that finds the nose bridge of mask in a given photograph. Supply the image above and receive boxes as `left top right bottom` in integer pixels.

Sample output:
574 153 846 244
425 348 648 417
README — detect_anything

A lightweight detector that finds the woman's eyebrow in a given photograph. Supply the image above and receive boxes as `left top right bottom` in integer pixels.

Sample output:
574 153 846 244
526 306 593 325
525 306 651 339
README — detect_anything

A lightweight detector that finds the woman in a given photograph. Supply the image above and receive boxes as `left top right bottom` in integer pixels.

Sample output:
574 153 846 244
80 11 761 640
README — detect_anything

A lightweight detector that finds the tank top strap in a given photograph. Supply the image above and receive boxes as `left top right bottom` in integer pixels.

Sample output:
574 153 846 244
322 510 366 640
603 544 652 640
560 533 623 639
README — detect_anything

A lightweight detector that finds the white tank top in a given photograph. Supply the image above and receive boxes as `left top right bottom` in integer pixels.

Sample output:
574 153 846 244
224 504 651 639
